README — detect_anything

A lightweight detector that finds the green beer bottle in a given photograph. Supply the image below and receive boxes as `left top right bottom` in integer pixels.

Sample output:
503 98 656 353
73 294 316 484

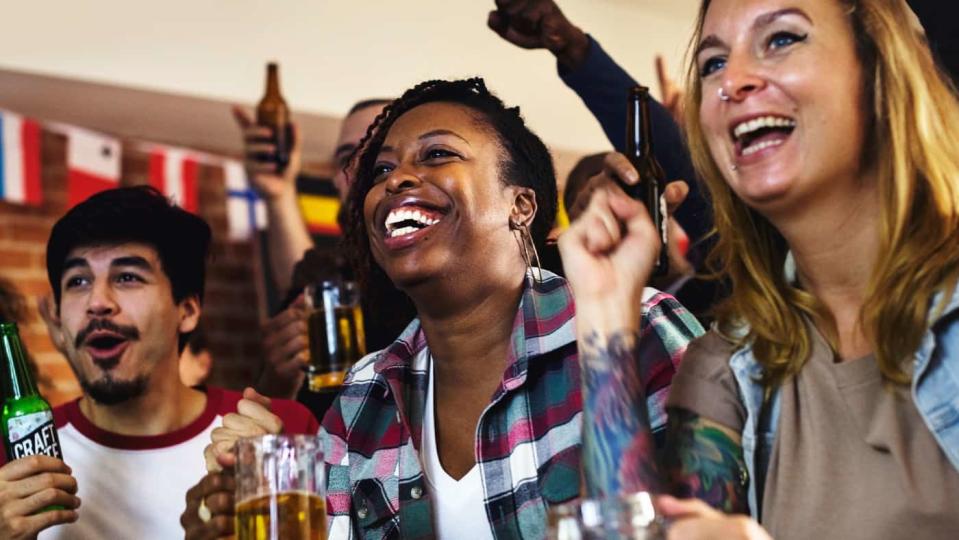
0 322 63 462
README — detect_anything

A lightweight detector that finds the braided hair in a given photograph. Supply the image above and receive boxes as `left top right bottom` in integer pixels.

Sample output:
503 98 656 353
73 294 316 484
344 78 557 334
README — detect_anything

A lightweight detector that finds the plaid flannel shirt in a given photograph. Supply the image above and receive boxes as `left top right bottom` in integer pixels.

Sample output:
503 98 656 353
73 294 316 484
320 271 703 539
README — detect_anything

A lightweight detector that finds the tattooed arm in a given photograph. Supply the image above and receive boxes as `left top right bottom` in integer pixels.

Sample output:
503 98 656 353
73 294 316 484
579 330 661 498
557 181 675 498
558 180 749 511
661 409 749 513
578 327 749 510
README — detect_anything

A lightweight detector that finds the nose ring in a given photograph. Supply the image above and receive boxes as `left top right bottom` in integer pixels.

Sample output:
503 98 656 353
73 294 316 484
718 88 731 102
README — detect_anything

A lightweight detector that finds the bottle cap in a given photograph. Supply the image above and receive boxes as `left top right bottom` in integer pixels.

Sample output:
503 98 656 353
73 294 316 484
0 322 18 335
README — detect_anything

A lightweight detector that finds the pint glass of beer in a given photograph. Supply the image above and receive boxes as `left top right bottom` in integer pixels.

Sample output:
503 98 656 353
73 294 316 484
234 435 326 540
303 281 365 392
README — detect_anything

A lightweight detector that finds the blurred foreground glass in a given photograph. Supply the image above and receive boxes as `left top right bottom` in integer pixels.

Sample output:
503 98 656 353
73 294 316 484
548 491 666 540
235 435 326 540
304 281 366 392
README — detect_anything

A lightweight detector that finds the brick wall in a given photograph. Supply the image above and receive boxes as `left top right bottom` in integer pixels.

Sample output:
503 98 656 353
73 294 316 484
0 131 265 406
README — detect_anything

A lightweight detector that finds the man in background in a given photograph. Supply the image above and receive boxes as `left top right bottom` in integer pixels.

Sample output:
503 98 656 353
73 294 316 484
232 100 401 424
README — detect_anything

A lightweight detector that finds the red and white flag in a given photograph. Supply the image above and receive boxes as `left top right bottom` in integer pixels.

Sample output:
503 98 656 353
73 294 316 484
148 147 199 213
66 128 120 208
0 111 42 206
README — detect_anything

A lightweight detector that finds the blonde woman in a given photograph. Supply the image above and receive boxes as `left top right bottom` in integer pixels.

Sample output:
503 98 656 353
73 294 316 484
562 0 959 538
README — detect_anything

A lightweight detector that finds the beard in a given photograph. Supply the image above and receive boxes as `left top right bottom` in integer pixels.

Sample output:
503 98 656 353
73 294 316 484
79 373 150 405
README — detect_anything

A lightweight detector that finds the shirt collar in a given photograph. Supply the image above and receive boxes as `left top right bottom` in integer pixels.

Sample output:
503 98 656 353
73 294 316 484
373 269 576 380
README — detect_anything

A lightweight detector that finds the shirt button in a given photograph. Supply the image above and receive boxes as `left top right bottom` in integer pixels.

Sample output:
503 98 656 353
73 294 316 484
410 486 423 499
357 506 369 519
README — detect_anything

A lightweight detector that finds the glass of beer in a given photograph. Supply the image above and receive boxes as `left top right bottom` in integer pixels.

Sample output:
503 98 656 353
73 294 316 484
303 281 365 392
547 492 666 540
234 435 326 540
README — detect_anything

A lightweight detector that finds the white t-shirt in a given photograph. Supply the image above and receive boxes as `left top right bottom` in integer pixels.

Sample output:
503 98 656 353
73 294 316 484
421 354 495 540
35 387 318 540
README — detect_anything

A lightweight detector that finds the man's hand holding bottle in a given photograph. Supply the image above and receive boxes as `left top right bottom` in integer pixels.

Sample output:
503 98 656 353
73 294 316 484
231 106 303 203
0 456 79 539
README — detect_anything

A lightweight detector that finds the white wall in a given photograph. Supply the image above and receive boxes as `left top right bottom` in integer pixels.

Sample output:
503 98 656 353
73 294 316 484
0 0 699 154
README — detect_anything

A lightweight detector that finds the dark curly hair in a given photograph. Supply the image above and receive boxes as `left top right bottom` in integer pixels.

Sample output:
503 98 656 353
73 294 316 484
343 78 558 334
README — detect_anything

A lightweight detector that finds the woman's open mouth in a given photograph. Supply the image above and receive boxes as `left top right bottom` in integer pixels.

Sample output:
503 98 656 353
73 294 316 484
731 115 797 161
381 204 447 250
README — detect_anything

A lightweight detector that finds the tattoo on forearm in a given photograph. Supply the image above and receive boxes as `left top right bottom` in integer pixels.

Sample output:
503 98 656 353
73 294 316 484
662 409 749 514
580 330 661 498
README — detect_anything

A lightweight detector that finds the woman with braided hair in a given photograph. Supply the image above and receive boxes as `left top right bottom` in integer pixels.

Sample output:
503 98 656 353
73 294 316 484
182 78 702 539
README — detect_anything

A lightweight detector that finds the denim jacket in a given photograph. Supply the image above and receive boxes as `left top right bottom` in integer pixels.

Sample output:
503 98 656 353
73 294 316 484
728 285 959 517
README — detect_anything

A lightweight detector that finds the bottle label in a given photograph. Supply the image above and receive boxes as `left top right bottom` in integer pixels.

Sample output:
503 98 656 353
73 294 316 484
7 411 62 459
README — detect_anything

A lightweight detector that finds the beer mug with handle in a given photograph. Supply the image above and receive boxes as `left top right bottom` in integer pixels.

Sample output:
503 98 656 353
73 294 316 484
303 280 366 392
234 435 326 540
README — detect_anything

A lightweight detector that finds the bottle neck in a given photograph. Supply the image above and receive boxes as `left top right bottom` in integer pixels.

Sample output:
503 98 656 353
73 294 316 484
0 324 38 401
637 97 654 157
627 89 653 159
264 64 282 97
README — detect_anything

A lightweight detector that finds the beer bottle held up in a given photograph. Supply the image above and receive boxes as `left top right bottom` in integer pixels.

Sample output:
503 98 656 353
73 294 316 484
625 85 669 276
1 323 63 462
256 62 292 172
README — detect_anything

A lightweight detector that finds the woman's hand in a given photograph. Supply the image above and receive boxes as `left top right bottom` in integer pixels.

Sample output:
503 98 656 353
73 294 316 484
559 152 689 330
658 496 773 540
181 471 236 540
560 175 665 332
204 388 283 472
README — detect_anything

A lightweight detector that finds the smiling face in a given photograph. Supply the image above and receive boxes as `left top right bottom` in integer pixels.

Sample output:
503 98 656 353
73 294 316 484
57 242 199 405
362 102 529 291
696 0 869 217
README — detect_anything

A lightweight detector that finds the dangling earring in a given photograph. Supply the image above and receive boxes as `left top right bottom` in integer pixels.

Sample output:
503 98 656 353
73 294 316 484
512 220 543 284
523 224 543 283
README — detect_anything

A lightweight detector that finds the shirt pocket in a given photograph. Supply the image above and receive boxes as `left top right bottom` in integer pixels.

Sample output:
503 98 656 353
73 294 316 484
351 478 399 539
537 444 581 505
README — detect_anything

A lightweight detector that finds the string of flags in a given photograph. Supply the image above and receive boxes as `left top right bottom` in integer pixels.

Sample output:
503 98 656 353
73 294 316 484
0 108 270 241
0 112 42 206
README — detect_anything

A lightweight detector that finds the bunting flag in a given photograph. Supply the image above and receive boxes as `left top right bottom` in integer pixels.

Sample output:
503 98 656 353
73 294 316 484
148 147 199 213
0 111 42 206
296 175 341 236
66 128 120 207
224 160 268 241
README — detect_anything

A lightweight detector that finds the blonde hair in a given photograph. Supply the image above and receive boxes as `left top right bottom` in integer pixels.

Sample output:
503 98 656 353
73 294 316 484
683 0 959 385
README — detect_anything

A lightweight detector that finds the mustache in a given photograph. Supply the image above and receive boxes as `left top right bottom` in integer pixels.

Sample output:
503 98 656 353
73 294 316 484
75 319 140 349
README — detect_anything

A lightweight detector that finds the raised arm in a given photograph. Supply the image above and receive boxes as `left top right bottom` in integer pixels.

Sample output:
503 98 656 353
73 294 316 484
487 1 691 178
232 106 313 296
559 179 748 514
558 181 664 498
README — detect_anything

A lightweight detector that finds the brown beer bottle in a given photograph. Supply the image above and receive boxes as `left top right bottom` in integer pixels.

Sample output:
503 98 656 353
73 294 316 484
625 85 669 276
1 323 63 462
256 62 292 171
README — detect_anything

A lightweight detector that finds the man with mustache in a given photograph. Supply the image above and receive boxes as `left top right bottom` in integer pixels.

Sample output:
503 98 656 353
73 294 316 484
0 186 319 539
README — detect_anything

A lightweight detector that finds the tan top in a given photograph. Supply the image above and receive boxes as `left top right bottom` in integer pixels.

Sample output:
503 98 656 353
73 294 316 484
668 328 959 540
